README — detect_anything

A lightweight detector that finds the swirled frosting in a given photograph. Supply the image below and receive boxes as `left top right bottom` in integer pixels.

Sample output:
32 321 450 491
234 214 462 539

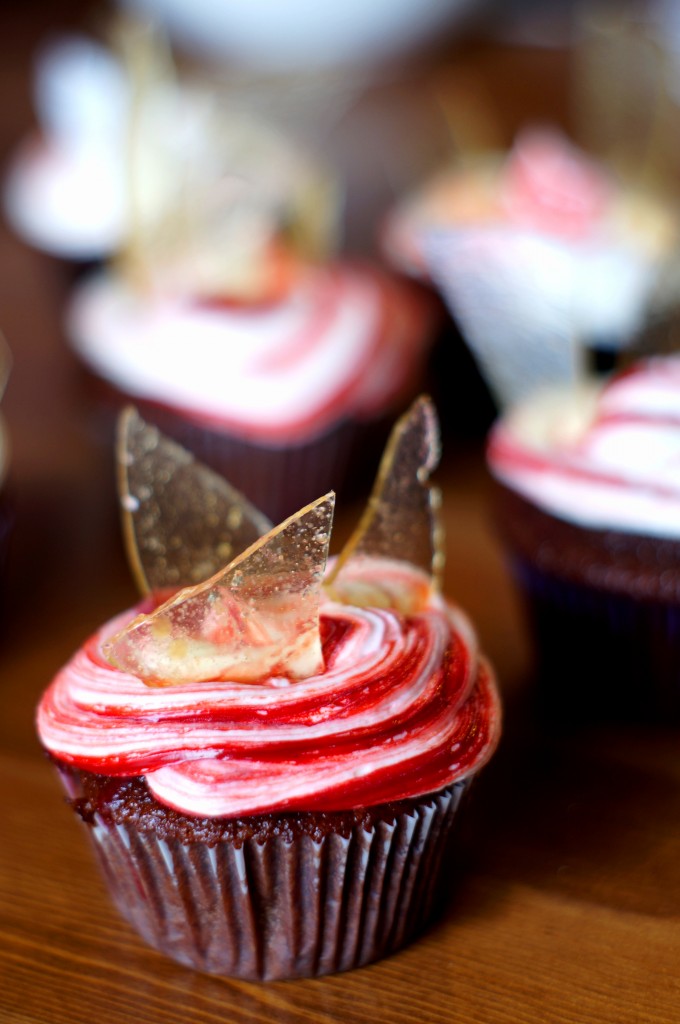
67 263 434 445
37 557 500 818
386 127 677 277
487 356 680 538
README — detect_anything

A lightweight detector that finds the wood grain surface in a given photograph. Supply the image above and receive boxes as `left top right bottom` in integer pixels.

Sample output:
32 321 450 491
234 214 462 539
2 4 680 1022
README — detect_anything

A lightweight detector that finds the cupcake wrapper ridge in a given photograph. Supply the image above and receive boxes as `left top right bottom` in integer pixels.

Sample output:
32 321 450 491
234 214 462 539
71 780 469 981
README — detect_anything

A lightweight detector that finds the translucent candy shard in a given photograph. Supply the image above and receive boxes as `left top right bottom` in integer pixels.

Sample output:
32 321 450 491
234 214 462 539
327 396 443 607
103 492 335 685
118 407 273 595
114 18 186 291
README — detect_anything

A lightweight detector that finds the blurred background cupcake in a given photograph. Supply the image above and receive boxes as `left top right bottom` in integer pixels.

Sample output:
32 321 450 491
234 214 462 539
375 11 680 723
3 32 129 266
3 0 488 266
486 353 680 723
8 18 441 524
388 124 680 412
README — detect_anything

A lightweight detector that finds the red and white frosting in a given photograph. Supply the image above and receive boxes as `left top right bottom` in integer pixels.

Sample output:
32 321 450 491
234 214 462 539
488 356 680 538
67 263 435 445
386 127 676 275
36 558 500 818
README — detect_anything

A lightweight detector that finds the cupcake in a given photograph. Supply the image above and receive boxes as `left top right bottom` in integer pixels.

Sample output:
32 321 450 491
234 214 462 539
36 397 500 980
3 27 348 267
487 354 680 722
4 25 335 266
50 24 437 522
385 126 680 411
68 261 436 523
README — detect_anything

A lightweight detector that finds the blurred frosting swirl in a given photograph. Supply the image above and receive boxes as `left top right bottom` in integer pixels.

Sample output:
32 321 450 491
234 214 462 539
67 264 434 445
488 356 680 538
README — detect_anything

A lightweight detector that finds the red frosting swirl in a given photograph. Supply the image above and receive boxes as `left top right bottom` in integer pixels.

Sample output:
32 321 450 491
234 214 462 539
37 559 500 818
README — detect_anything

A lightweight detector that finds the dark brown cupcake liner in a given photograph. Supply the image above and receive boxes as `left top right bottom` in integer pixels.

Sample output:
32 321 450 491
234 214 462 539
511 555 680 723
493 484 680 722
136 398 364 526
61 772 470 980
76 369 407 525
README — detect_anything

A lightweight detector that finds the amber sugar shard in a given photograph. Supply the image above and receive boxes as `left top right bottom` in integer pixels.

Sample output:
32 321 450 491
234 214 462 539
118 407 273 595
327 396 443 609
108 397 441 685
103 492 335 686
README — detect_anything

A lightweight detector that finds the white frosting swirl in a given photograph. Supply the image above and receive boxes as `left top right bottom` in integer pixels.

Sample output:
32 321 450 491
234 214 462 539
487 356 680 537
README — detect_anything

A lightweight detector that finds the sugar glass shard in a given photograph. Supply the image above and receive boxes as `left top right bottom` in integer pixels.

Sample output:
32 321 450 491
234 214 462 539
103 492 335 685
327 396 443 605
115 18 186 291
118 407 273 596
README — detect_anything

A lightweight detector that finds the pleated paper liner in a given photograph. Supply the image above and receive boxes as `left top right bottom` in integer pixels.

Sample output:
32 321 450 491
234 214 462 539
57 766 471 981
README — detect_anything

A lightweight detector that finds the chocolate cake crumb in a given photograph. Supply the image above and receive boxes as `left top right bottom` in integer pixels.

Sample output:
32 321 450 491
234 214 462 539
59 764 441 848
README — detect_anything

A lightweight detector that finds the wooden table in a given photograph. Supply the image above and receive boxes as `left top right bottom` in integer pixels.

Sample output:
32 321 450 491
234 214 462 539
2 4 680 1022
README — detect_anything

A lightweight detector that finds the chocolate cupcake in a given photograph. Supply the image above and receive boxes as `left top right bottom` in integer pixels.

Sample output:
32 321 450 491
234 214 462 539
40 26 437 522
37 398 500 980
487 355 680 721
67 261 438 523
